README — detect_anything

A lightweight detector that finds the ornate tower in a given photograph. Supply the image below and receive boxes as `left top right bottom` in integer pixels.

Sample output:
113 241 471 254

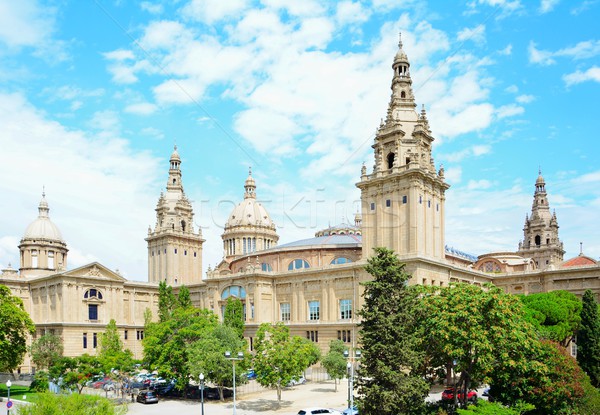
222 168 278 261
357 35 449 260
517 171 564 269
146 146 204 285
19 192 68 277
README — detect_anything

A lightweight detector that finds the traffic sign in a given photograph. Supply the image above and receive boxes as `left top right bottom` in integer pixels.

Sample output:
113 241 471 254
6 400 13 409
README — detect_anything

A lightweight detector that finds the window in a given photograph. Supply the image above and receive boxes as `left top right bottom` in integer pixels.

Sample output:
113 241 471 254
83 333 87 349
31 250 38 268
221 285 247 300
370 202 375 211
402 195 407 204
306 330 319 342
261 263 273 272
331 257 352 265
88 304 98 321
419 195 422 204
288 259 310 270
340 299 352 320
137 330 144 340
124 330 128 340
174 248 178 254
84 289 103 300
308 301 320 321
48 251 54 268
93 333 97 348
280 303 291 321
386 199 391 207
337 330 352 343
428 200 431 208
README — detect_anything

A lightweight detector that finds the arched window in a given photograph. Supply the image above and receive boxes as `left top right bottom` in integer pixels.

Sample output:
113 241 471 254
288 259 310 270
221 285 246 300
181 220 186 232
331 257 352 265
84 289 103 300
535 235 541 246
261 263 273 272
387 152 395 169
401 91 406 98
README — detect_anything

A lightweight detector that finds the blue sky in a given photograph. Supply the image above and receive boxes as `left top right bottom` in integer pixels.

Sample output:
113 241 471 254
0 0 599 281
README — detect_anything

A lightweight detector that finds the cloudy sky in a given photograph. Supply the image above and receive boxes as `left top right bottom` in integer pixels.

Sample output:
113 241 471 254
0 0 599 281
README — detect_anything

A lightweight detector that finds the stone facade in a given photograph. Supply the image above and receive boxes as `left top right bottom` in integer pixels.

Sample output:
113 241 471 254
1 37 599 372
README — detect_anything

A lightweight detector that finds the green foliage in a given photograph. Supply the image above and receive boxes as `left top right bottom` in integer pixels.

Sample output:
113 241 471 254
49 355 102 394
158 281 176 322
357 247 429 415
29 334 63 370
253 323 314 401
177 285 192 309
223 297 245 338
575 375 600 415
420 282 541 409
577 290 600 387
456 400 533 414
0 284 36 372
294 337 321 369
98 319 134 373
29 370 50 392
322 340 348 391
520 290 582 346
186 324 248 400
16 392 126 415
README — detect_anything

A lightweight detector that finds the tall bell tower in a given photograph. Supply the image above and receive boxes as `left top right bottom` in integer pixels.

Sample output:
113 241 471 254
357 35 449 260
146 146 204 285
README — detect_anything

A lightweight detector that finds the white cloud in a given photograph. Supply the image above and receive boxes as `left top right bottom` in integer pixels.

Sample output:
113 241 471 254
563 66 600 86
444 167 463 184
441 144 491 163
529 40 600 65
496 104 524 119
498 44 512 55
457 24 486 45
516 94 535 103
528 41 555 65
539 0 560 13
125 102 158 115
465 0 522 17
505 84 518 93
103 49 135 61
472 144 491 156
579 171 600 183
336 1 371 25
0 0 54 48
140 2 163 14
262 0 326 17
467 179 493 190
182 0 249 23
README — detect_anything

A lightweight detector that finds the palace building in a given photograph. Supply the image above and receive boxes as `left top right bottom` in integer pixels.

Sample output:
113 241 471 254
2 38 599 371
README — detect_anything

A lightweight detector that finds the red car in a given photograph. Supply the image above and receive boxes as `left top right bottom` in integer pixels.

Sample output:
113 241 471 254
441 388 478 403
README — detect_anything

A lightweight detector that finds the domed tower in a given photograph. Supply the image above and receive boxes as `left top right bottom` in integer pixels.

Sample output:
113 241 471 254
19 192 68 277
357 34 449 260
222 168 278 260
146 145 204 285
517 170 564 269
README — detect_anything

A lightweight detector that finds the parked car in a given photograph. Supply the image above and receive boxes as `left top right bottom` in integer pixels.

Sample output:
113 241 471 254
204 386 233 400
342 407 358 415
137 390 159 404
298 408 343 415
246 369 257 379
441 388 478 403
103 382 115 391
287 376 307 386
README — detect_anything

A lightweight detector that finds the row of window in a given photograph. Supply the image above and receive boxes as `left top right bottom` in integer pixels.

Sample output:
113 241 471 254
304 330 352 344
82 330 143 349
151 249 198 257
286 257 353 271
28 249 61 268
370 197 439 211
225 237 276 256
279 299 353 322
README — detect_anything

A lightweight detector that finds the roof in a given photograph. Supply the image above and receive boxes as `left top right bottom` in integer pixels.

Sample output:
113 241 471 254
562 254 597 268
23 194 64 242
277 234 361 249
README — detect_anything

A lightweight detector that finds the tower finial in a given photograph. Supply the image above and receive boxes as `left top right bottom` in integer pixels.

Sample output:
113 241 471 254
42 185 46 198
580 242 583 255
398 32 403 49
249 166 252 176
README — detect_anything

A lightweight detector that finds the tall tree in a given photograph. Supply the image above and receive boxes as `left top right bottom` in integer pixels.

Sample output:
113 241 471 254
253 323 313 402
158 281 176 322
177 285 192 309
98 319 134 373
577 289 600 387
223 297 245 338
0 284 35 372
357 247 428 415
321 340 347 391
29 333 64 370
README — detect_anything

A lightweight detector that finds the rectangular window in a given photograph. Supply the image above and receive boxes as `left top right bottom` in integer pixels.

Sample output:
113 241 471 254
370 202 375 211
136 330 144 340
436 204 439 211
83 333 87 349
93 333 97 348
428 200 431 208
280 303 291 321
386 199 391 207
403 195 407 204
308 301 320 321
306 330 319 342
48 251 54 268
337 330 352 343
184 250 187 256
419 195 422 204
340 299 352 320
124 330 128 340
88 304 98 321
174 248 178 254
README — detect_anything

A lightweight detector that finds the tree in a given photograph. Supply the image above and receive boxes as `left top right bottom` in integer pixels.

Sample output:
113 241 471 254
577 289 600 387
0 284 35 372
223 297 245 338
357 247 429 415
51 355 102 394
158 281 176 322
322 340 347 391
177 285 192 309
98 319 134 373
420 283 542 409
253 323 313 402
520 290 582 347
29 333 63 370
186 324 248 400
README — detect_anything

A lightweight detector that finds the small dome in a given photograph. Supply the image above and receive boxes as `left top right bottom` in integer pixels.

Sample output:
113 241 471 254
170 145 180 161
536 173 544 185
226 199 275 228
23 193 64 242
562 254 597 268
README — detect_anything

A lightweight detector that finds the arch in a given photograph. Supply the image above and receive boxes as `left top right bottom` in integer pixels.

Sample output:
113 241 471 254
401 91 406 98
261 263 273 272
535 235 541 246
221 285 246 300
84 288 103 300
181 220 186 232
288 259 310 270
387 152 395 169
331 257 352 265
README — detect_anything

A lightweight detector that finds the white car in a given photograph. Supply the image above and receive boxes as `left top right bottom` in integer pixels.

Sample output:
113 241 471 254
297 408 342 415
287 376 306 386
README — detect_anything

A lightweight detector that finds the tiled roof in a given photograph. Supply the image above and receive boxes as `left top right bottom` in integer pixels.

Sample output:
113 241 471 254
277 234 361 249
562 255 597 268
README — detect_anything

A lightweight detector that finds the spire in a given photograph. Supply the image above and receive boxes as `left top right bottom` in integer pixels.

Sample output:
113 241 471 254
38 190 49 218
244 166 256 199
387 31 416 119
166 144 183 192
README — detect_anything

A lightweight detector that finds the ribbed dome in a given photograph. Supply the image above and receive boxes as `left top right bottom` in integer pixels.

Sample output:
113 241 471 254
23 193 64 242
226 199 275 228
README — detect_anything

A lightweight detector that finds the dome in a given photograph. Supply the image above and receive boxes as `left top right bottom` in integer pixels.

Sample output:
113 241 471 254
562 254 597 268
23 193 64 242
226 199 275 228
170 145 180 162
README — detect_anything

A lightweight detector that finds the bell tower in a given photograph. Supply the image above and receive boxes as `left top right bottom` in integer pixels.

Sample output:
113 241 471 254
357 35 449 260
517 170 564 269
146 146 204 285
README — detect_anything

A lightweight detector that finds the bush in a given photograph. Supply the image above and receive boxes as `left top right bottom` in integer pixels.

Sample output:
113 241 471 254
457 400 534 414
29 371 49 392
17 393 126 415
575 377 600 415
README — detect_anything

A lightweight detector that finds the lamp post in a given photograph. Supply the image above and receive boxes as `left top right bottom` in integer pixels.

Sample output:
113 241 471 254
6 379 11 415
344 350 361 414
224 351 244 415
199 373 205 415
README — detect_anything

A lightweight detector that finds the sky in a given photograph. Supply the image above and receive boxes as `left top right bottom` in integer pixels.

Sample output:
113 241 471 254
0 0 599 281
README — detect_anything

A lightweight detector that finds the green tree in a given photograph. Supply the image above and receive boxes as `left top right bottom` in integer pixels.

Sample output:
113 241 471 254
577 289 600 387
223 297 245 338
186 324 248 400
17 392 126 415
177 285 192 309
158 281 176 322
0 284 35 372
421 283 542 409
456 399 533 414
357 247 428 415
51 355 102 394
520 290 582 347
322 340 347 391
253 323 312 402
295 337 321 371
29 333 63 370
98 319 134 373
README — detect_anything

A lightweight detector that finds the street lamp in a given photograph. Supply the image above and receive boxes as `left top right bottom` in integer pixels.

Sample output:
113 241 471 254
6 379 11 415
344 350 361 414
224 351 244 415
199 373 205 415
